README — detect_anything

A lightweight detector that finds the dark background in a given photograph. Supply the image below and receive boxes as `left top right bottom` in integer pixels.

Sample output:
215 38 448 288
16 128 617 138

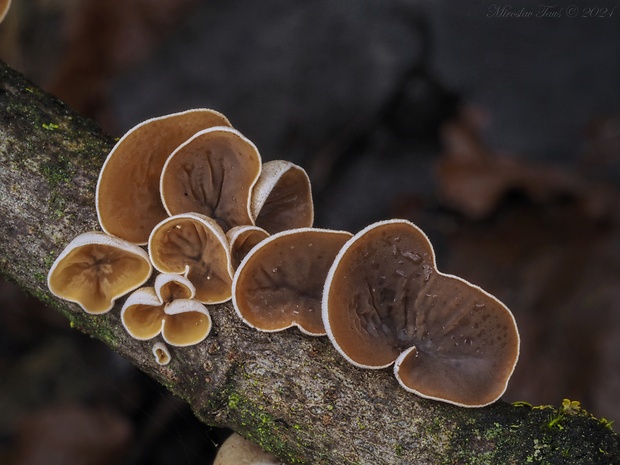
1 1 620 463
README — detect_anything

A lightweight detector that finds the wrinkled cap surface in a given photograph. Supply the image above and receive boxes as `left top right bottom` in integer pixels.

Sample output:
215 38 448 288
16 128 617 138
323 219 520 407
233 228 352 335
251 160 313 234
226 225 269 270
121 274 211 347
148 213 233 304
160 127 261 232
96 109 231 244
47 232 152 314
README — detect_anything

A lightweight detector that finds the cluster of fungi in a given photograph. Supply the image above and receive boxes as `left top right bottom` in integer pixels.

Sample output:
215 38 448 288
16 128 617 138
48 109 520 408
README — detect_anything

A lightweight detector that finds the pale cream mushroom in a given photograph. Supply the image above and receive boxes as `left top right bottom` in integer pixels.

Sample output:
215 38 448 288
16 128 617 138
96 109 231 244
226 225 269 270
251 160 314 234
233 228 352 336
121 273 212 347
160 126 261 232
152 342 171 365
47 232 152 314
322 219 520 407
214 433 283 465
148 213 233 304
0 0 11 23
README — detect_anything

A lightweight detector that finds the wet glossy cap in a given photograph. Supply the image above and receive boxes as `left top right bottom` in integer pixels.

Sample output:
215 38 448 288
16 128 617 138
160 127 261 232
47 232 152 314
96 109 231 244
251 160 313 234
233 228 352 336
322 219 520 407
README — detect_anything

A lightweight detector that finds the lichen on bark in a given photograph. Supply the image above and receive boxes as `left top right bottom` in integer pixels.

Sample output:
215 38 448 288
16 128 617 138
1 59 619 464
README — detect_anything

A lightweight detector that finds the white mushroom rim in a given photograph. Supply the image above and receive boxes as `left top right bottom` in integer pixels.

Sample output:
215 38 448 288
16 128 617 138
232 227 352 336
148 212 234 304
321 218 520 408
152 342 172 366
96 108 231 245
159 125 262 232
47 231 152 315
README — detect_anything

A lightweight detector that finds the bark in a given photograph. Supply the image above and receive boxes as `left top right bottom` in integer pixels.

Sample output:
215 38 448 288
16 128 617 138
1 59 618 465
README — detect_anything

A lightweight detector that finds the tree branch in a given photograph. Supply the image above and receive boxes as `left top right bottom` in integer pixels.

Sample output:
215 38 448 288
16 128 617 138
1 59 618 465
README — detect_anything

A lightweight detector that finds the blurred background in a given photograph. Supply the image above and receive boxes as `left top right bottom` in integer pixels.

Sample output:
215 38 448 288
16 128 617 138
2 0 620 463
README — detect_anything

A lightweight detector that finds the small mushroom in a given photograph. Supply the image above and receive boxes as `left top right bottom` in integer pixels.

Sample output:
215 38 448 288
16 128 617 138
96 109 231 244
233 228 352 336
251 160 314 234
148 213 233 304
226 225 269 270
152 342 171 365
160 126 261 232
322 219 520 407
47 232 152 314
121 274 212 347
214 433 283 465
0 0 11 23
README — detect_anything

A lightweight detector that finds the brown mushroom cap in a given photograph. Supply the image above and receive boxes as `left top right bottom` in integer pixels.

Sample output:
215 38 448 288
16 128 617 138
226 225 269 270
251 160 314 234
148 213 233 304
233 227 352 336
152 342 172 366
322 219 520 407
47 232 152 314
121 273 212 347
96 109 231 244
0 0 11 23
160 127 261 232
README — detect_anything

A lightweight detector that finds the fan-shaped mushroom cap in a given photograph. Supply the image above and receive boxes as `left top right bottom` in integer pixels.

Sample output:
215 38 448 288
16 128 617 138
152 342 171 366
322 219 520 407
160 127 261 232
96 109 231 244
233 228 352 336
47 232 152 314
148 213 233 304
226 225 269 270
0 0 11 23
251 160 314 234
121 274 212 347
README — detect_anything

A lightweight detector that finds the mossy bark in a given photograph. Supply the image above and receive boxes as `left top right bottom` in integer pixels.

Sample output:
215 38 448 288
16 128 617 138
1 59 618 465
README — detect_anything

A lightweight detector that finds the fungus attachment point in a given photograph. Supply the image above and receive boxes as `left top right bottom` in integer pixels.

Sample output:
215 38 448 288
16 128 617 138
323 219 520 407
251 160 314 234
47 232 152 314
148 213 233 304
160 127 261 232
96 109 231 244
152 342 171 366
226 225 269 270
0 0 11 23
233 228 352 336
121 274 212 347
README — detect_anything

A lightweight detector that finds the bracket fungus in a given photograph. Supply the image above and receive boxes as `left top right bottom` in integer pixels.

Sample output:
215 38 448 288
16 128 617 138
96 109 231 244
0 0 10 23
214 433 283 465
121 274 212 347
322 219 520 407
226 225 270 270
233 228 352 336
152 342 172 365
251 160 314 234
160 126 261 232
47 232 152 314
148 213 233 304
